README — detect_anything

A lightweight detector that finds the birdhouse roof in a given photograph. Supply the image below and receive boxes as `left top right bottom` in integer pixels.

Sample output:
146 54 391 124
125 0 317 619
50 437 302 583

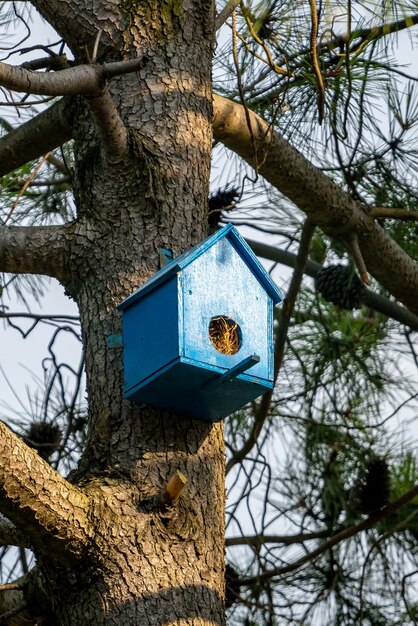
118 224 284 311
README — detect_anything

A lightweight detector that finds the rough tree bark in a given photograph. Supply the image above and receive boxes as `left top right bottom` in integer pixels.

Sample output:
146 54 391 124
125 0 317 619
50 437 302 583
0 2 226 625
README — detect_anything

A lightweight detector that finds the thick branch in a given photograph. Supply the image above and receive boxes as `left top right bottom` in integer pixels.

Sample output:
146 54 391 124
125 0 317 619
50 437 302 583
213 95 418 314
0 99 73 177
0 224 73 283
0 57 146 97
0 422 91 564
0 585 28 626
0 569 53 626
0 57 147 172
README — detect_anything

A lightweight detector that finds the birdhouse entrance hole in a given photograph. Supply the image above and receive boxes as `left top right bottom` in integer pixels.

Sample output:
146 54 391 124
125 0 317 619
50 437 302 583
209 316 241 355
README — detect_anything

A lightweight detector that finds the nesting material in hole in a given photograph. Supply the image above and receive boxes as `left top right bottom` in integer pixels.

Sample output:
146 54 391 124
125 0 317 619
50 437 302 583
209 316 241 355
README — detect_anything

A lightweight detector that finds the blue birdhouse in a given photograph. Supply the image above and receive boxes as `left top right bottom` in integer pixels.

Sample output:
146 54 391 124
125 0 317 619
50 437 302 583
117 224 284 422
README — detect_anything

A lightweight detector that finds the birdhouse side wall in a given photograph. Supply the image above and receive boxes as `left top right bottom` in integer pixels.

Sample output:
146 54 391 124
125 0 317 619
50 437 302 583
121 276 180 395
179 237 273 381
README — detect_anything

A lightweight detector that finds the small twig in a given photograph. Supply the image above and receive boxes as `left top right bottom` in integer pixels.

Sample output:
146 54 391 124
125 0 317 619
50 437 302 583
163 470 188 507
344 232 369 284
370 207 418 221
241 12 290 77
0 582 23 592
232 9 259 179
226 529 329 547
4 153 49 224
0 312 79 322
92 29 103 63
308 0 325 124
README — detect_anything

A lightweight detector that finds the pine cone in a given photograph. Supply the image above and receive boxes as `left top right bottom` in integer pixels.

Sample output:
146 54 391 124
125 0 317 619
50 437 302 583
315 265 365 310
208 187 239 229
225 564 241 608
24 421 62 460
353 457 390 515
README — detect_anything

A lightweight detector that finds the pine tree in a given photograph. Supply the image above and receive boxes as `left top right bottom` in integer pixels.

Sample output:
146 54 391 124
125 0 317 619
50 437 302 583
0 1 418 625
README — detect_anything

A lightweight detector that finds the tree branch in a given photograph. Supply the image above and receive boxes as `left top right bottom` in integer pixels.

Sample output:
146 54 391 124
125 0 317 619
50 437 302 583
0 57 146 168
0 422 91 565
226 530 329 547
247 238 418 331
370 207 418 221
280 13 418 68
0 98 73 177
85 90 128 163
0 569 53 626
215 0 240 30
213 94 418 314
0 588 28 626
0 224 73 283
335 13 418 52
0 57 146 97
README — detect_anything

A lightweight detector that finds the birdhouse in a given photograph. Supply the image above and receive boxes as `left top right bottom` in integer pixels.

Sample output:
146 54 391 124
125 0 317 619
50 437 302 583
117 224 284 422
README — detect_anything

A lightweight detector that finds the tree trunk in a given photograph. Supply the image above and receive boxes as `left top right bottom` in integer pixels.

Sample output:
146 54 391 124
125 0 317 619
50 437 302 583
13 2 226 624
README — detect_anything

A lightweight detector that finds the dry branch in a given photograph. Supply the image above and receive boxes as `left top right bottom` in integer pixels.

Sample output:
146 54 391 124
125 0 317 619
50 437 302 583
164 470 188 506
370 207 418 221
226 530 329 547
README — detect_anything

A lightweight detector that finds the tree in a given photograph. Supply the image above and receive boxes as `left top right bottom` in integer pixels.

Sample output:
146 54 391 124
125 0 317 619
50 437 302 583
1 0 418 624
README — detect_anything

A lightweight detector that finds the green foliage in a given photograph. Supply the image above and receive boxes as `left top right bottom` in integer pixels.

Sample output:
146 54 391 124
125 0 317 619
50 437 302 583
0 147 74 227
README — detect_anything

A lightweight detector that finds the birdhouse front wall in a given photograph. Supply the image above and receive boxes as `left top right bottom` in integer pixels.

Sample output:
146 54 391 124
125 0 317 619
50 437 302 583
179 236 273 381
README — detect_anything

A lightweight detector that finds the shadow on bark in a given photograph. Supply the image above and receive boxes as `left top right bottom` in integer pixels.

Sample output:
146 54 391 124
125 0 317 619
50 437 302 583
73 584 224 624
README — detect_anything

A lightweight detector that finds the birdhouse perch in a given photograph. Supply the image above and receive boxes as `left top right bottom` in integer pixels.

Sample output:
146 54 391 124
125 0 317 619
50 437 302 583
118 224 284 422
